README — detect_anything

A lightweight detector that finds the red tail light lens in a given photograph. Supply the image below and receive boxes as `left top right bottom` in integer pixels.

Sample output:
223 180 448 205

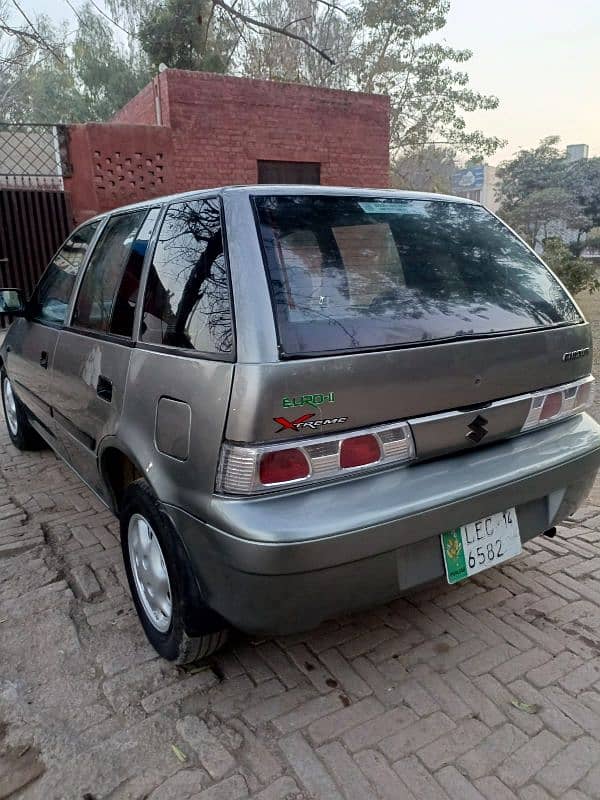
340 434 381 469
540 392 562 420
259 448 309 485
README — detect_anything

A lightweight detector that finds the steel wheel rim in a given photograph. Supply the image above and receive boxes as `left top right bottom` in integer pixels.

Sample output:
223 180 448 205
128 513 172 633
3 378 18 437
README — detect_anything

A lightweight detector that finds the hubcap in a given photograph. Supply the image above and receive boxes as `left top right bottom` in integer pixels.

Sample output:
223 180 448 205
128 513 172 633
3 378 18 437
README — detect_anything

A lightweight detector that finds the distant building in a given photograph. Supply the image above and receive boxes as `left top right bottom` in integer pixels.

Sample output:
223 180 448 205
450 164 499 212
566 143 589 163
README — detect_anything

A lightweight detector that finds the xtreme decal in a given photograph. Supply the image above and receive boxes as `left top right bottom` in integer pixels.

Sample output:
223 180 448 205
274 414 349 433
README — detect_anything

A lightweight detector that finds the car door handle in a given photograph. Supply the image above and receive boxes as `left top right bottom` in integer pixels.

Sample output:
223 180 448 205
40 351 48 369
96 375 113 402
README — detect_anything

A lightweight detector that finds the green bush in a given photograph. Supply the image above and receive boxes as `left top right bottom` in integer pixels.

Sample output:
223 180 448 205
542 237 599 295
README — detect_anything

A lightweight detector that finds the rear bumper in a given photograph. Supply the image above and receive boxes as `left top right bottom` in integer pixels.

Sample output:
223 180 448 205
166 414 600 635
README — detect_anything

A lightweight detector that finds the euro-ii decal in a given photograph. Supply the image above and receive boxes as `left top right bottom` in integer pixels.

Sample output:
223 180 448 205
282 392 335 409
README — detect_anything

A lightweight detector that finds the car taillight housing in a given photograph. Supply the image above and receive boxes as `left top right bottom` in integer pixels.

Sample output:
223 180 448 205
216 421 415 495
522 376 595 431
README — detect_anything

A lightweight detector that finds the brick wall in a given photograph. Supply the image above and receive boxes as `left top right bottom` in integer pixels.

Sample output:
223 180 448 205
66 70 389 223
156 70 389 191
65 123 175 223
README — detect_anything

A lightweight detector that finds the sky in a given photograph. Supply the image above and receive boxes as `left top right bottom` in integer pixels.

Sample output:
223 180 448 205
12 0 600 165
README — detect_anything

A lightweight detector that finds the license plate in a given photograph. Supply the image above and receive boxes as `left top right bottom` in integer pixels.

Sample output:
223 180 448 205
441 508 521 584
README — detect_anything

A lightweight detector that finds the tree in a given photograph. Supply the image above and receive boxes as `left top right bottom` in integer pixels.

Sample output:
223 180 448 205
238 0 503 158
391 145 456 193
138 0 234 72
542 237 599 296
496 137 599 253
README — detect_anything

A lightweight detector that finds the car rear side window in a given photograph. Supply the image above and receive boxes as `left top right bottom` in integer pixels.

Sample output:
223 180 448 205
72 209 148 334
30 221 100 325
254 195 582 356
140 198 233 355
110 208 161 337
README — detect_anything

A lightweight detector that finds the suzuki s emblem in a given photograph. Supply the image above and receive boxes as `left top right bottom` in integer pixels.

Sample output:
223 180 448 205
562 348 589 362
466 415 488 444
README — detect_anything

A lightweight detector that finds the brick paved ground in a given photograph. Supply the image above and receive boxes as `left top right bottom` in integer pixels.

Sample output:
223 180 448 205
2 421 600 799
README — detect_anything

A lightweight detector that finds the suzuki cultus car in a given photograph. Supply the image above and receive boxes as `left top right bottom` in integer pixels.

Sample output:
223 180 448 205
1 186 598 663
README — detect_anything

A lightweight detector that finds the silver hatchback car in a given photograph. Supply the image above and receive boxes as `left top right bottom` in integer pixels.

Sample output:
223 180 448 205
1 186 599 664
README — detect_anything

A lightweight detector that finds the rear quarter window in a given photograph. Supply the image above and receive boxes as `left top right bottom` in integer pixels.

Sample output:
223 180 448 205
253 195 582 356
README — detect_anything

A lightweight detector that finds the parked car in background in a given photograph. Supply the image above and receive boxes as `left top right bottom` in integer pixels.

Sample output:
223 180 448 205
1 186 599 664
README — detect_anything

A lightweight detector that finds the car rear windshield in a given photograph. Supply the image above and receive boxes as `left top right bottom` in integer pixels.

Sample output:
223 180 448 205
253 195 582 356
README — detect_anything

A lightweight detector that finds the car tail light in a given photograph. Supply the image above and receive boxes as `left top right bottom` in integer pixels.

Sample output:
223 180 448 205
217 421 415 495
522 376 595 431
259 449 309 484
340 434 381 468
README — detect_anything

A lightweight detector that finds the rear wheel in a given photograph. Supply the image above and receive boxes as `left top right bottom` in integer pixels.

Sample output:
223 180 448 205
1 371 44 451
120 479 228 664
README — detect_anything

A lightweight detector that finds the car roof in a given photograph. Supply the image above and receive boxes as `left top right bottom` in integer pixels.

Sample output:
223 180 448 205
81 184 477 226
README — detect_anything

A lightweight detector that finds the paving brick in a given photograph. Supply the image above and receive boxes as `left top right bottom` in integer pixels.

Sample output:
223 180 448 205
435 766 486 800
342 705 416 752
493 648 552 684
286 643 337 693
272 692 344 735
141 670 217 713
192 774 249 800
317 647 372 698
473 777 518 800
176 716 236 780
70 564 102 601
393 755 450 800
318 741 377 800
536 736 600 795
355 750 417 800
460 643 520 676
438 668 506 728
541 685 600 738
278 732 343 800
457 724 527 780
462 587 513 613
508 679 583 740
253 643 302 689
249 776 300 800
417 717 489 771
559 658 600 694
307 696 384 745
497 730 563 788
526 651 584 687
229 719 283 785
242 685 314 727
379 711 456 761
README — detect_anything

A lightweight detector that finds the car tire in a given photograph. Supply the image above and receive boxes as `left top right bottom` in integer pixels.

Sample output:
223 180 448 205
1 370 44 451
120 479 229 664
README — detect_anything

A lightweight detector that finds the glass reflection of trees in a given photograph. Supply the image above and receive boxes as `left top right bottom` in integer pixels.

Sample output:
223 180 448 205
142 199 233 354
255 196 581 354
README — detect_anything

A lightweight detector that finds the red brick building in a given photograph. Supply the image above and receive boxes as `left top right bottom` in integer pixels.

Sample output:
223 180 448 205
66 70 390 223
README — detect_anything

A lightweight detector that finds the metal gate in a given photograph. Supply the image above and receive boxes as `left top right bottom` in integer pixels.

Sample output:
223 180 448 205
0 124 72 327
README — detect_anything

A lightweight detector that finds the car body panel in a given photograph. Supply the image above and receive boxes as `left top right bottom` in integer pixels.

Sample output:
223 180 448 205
107 345 234 513
51 330 133 494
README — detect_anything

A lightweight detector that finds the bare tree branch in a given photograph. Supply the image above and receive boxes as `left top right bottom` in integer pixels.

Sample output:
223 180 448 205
212 0 335 64
9 0 63 63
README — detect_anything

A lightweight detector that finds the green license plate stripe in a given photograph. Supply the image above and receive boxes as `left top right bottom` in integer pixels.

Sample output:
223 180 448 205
442 528 468 584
